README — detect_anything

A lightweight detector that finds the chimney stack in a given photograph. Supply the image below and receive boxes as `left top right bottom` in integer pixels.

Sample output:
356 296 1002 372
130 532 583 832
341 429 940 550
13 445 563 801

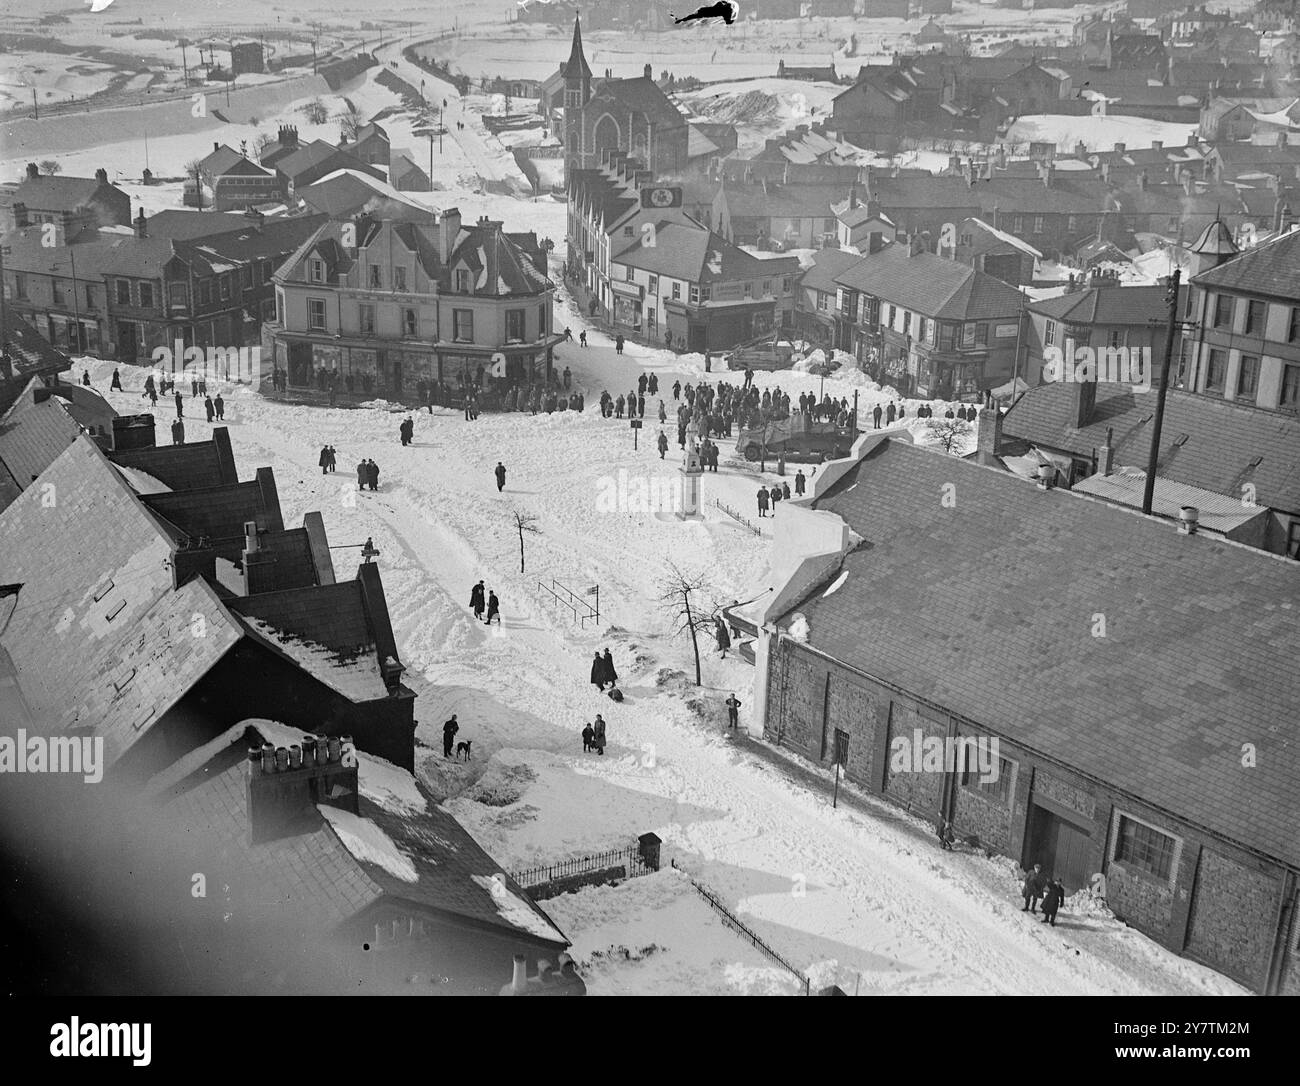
95 167 108 183
25 162 38 180
134 207 147 239
1099 426 1115 476
1178 505 1199 535
976 406 1003 467
868 231 884 254
1114 142 1126 154
644 63 652 79
439 206 461 258
110 413 157 452
246 731 359 845
214 141 220 152
1036 462 1054 490
1071 375 1096 428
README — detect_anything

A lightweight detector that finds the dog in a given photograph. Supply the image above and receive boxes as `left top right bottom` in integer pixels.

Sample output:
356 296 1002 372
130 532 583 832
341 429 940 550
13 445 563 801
455 740 473 761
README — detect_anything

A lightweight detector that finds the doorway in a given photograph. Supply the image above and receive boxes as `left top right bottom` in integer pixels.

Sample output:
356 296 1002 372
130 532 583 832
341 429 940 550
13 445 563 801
116 321 137 362
1024 803 1093 892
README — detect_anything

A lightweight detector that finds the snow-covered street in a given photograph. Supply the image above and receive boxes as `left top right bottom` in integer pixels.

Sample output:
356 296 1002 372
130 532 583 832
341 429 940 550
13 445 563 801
76 322 1246 995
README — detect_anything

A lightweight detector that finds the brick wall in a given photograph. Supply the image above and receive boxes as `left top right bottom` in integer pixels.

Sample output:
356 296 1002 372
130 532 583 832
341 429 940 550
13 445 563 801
825 671 883 789
771 641 825 759
1034 769 1096 822
882 702 945 816
1185 848 1284 991
951 757 1016 853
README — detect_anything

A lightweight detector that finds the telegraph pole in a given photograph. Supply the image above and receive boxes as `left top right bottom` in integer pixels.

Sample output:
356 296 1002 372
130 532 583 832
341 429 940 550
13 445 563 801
1141 269 1181 516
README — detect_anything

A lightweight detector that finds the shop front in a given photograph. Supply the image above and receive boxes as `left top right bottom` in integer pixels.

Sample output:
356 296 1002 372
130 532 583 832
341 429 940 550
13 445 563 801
611 280 644 332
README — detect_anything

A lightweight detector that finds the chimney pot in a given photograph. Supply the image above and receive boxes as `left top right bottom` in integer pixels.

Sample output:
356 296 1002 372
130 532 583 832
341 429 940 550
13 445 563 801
288 744 303 769
511 954 528 995
1179 505 1199 534
261 744 275 773
274 747 289 772
327 736 341 763
1037 463 1054 489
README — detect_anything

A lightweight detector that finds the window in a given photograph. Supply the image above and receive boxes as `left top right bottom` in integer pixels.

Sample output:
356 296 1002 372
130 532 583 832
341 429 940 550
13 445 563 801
368 265 381 289
1289 307 1300 344
790 219 801 232
309 259 324 283
453 308 473 342
1212 293 1233 329
818 291 830 312
116 280 130 306
1244 299 1265 335
960 233 973 247
1204 348 1227 392
832 729 849 768
1114 814 1177 880
308 298 326 330
240 265 252 290
1281 363 1300 408
84 284 94 308
1108 328 1124 349
52 280 65 305
1033 215 1044 234
623 225 634 237
782 276 791 293
689 284 700 304
902 311 911 337
886 304 896 328
506 309 525 342
743 281 752 299
168 282 187 309
761 279 771 295
671 282 681 300
261 259 274 282
701 283 711 302
538 302 547 336
13 273 26 299
456 269 471 293
918 317 929 343
359 303 375 334
625 264 635 282
276 290 284 326
1236 354 1259 400
961 753 1014 804
1067 215 1078 232
402 308 416 337
1013 215 1024 233
395 265 407 292
973 322 988 347
139 283 153 308
648 274 658 295
1044 319 1056 347
220 272 231 298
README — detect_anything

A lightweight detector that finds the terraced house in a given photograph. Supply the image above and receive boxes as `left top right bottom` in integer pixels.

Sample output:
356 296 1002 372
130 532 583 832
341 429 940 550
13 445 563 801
831 237 1027 399
269 209 558 393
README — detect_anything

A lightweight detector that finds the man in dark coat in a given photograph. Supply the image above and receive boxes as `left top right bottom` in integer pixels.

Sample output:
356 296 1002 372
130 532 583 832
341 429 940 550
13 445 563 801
657 430 669 459
214 394 225 420
485 590 500 625
191 375 199 398
357 459 367 490
1041 877 1064 926
757 486 769 517
110 368 123 390
590 651 606 691
601 648 617 688
638 373 647 395
494 462 506 492
715 617 731 657
582 723 594 753
175 391 184 418
400 417 414 445
1022 863 1047 913
442 715 459 758
471 580 485 620
205 395 215 422
872 403 883 429
672 380 681 401
794 470 806 496
886 402 896 425
725 693 741 729
367 459 379 491
591 715 606 755
319 445 331 474
171 419 184 445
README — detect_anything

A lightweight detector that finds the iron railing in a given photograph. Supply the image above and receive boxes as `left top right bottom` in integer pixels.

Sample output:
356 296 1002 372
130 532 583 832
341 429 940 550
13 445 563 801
689 876 811 995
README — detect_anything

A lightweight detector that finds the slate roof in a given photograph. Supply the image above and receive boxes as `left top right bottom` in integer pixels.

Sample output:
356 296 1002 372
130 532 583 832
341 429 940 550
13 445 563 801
798 248 861 294
144 209 252 240
198 144 246 178
0 379 82 496
616 221 799 284
587 76 685 131
1 311 71 385
719 179 848 220
445 224 551 296
568 168 639 230
297 170 430 220
792 439 1300 868
0 437 243 767
1072 466 1270 533
142 478 279 544
1189 225 1300 300
160 728 569 945
1028 284 1175 325
1002 381 1300 512
10 175 117 212
833 242 1027 320
276 141 377 184
109 434 237 491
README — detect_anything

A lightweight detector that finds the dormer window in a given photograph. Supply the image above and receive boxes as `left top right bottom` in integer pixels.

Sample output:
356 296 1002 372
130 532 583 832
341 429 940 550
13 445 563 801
394 265 407 292
456 269 471 293
309 259 324 283
368 265 381 289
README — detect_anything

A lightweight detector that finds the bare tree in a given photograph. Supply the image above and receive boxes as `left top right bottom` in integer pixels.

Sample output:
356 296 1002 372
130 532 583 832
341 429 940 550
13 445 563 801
926 416 972 455
657 563 716 687
183 158 204 208
513 510 540 574
37 159 61 175
302 97 329 125
337 101 361 143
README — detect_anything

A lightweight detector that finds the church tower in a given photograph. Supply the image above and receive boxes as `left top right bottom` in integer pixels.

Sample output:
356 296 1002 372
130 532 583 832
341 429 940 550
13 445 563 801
563 14 593 179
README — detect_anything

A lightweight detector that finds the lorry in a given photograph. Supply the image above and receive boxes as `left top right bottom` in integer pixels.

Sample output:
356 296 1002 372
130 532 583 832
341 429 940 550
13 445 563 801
734 413 856 463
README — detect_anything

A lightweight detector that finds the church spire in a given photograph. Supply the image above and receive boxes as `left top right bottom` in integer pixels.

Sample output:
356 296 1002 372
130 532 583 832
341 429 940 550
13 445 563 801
567 12 592 83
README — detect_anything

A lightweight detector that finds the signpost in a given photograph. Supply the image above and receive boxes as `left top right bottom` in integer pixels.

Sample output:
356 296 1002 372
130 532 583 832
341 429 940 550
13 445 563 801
630 417 642 450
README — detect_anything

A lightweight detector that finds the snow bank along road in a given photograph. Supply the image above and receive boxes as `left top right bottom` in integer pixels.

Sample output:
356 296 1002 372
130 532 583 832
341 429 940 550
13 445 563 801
78 332 1242 995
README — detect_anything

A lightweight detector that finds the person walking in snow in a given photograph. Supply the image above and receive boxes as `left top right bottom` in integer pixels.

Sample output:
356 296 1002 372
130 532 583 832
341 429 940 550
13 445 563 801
637 393 645 418
319 445 331 475
214 394 225 420
110 368 123 391
399 417 414 446
563 366 571 389
658 400 667 424
442 715 459 758
591 651 606 692
794 469 806 496
672 379 681 401
367 459 379 491
357 458 368 491
725 693 741 729
657 429 669 459
579 330 588 347
715 616 731 657
770 484 782 509
872 403 883 429
326 445 336 472
886 402 896 425
175 391 185 418
1041 877 1064 927
601 647 617 688
591 714 606 755
494 461 506 492
582 723 594 753
757 487 769 517
470 580 485 621
485 590 500 625
648 372 658 396
1022 863 1047 913
563 327 573 342
616 334 624 355
781 480 791 500
936 815 955 851
171 419 185 445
